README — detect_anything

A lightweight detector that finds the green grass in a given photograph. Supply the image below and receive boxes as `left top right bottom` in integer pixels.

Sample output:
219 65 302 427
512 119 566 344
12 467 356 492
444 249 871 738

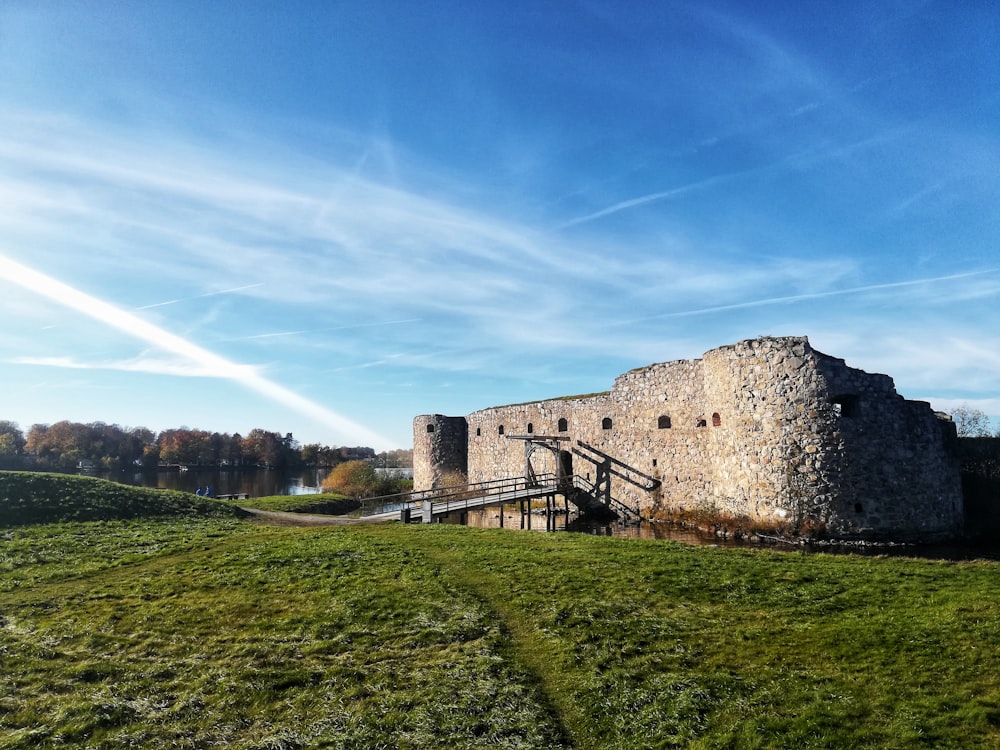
234 492 361 515
0 471 246 526
3 474 1000 748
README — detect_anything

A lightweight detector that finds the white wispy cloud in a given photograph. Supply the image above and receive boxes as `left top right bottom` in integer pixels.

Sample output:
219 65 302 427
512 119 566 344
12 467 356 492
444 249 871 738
614 270 999 324
1 103 997 433
0 254 395 450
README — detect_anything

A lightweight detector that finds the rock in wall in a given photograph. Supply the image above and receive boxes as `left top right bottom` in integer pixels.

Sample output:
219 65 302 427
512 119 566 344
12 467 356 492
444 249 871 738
412 415 468 490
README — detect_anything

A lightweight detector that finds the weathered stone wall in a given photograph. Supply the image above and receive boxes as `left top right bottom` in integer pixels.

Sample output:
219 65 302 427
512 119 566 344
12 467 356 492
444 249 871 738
412 414 468 490
413 336 964 540
812 351 963 537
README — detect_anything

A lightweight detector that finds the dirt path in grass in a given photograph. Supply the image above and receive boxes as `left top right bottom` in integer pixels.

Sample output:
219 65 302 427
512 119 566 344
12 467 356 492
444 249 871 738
240 508 398 526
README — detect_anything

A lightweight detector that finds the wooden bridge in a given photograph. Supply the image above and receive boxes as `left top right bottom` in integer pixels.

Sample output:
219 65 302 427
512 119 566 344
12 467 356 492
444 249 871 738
355 471 640 525
353 439 658 526
416 474 566 524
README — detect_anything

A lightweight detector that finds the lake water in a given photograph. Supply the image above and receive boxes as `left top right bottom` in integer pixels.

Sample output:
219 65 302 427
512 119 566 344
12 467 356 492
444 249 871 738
456 506 1000 561
109 468 327 497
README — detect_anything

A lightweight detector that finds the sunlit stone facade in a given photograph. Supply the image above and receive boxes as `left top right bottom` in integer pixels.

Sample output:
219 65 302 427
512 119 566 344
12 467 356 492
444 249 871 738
414 336 964 540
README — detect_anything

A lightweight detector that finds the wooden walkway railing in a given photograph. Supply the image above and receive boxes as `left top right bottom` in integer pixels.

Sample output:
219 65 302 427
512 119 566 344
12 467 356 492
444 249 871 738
352 474 562 521
354 473 639 524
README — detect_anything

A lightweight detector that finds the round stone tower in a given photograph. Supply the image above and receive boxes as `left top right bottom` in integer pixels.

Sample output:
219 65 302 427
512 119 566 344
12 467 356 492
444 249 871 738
413 414 469 491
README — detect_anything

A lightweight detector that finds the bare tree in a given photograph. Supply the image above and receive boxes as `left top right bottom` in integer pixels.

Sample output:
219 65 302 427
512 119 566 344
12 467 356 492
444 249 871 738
951 405 994 438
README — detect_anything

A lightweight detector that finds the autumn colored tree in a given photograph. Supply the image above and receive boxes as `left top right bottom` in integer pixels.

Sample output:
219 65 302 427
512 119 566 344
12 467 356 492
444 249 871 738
321 459 411 498
0 421 25 468
8 417 397 474
157 428 215 465
321 460 381 498
26 421 92 469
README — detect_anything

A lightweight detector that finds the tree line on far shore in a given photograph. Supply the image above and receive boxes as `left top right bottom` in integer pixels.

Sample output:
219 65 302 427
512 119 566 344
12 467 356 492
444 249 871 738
0 419 411 474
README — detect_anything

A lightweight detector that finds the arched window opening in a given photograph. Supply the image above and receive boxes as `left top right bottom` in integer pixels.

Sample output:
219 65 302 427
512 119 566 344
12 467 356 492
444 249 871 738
527 423 534 434
475 427 481 437
498 425 505 435
652 458 658 468
832 394 860 418
657 415 671 429
602 417 613 430
712 412 721 427
695 415 707 428
426 424 435 433
557 417 568 432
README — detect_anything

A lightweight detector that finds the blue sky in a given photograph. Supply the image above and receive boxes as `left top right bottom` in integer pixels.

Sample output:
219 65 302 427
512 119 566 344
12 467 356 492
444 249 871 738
1 0 998 450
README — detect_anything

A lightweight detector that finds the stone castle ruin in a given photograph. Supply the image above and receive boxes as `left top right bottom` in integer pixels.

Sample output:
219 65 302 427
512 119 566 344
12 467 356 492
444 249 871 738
414 336 964 540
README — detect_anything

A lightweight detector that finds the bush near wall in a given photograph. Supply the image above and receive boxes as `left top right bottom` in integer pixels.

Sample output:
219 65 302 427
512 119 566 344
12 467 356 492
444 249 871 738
321 460 411 499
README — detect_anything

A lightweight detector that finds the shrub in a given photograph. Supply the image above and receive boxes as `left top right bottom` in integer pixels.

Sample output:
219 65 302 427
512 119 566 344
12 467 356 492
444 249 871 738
321 461 410 499
322 460 378 497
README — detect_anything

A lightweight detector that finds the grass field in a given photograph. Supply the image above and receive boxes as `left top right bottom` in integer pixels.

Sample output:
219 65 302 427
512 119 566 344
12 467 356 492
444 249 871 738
3 473 1000 748
227 493 361 516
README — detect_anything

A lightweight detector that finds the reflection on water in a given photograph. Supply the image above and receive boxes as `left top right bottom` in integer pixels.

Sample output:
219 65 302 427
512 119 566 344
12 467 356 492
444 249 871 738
461 506 746 548
460 506 1000 562
102 468 325 497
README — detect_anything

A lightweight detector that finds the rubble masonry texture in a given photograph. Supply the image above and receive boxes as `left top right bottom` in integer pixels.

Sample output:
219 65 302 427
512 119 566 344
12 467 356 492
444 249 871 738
413 336 963 539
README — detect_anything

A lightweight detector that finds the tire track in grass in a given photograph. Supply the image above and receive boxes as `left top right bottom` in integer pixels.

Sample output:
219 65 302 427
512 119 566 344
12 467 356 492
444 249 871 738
415 537 596 750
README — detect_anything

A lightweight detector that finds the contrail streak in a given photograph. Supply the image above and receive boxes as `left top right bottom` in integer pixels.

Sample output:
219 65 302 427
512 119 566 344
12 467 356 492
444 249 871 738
135 282 266 310
615 270 998 324
0 254 394 450
229 318 422 341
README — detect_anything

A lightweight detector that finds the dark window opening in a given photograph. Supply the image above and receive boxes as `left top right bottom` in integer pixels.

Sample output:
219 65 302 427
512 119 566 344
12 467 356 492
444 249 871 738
712 412 721 427
854 502 864 514
426 424 435 433
602 417 613 430
695 416 707 428
498 425 505 435
652 458 658 467
832 394 861 418
657 415 671 429
559 450 573 480
557 417 568 432
527 423 534 434
475 427 481 436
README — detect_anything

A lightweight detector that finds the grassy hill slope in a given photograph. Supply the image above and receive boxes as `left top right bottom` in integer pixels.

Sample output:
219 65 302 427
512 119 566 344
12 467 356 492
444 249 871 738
236 492 361 515
4 519 1000 748
0 471 247 526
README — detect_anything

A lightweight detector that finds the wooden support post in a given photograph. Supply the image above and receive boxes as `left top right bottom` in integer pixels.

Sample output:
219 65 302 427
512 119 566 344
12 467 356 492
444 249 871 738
520 500 525 529
499 503 504 528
